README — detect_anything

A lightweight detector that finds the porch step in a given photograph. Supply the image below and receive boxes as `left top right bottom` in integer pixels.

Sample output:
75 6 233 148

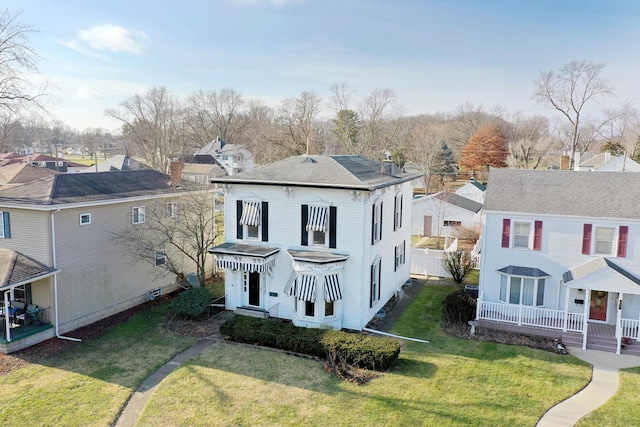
234 307 269 319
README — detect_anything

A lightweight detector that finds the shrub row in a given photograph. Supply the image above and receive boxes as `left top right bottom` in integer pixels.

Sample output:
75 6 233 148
442 288 477 325
219 316 400 371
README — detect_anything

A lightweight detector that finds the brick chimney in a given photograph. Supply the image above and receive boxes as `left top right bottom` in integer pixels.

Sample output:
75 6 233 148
169 160 183 187
560 155 570 170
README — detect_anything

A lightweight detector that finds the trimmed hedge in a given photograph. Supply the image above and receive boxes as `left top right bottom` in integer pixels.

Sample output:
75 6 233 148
219 316 400 371
172 287 212 319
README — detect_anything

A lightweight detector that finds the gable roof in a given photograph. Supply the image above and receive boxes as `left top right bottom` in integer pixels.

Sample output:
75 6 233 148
468 178 486 191
213 155 421 190
0 170 177 206
562 257 640 294
484 169 640 220
85 155 150 172
433 192 483 213
0 163 61 187
0 249 57 289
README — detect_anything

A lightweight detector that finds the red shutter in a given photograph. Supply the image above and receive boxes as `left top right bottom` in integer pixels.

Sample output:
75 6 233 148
582 224 592 255
501 219 510 248
533 220 543 251
617 225 628 258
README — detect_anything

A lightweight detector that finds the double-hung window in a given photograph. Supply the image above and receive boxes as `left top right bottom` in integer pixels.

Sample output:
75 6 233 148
582 224 627 257
132 206 145 224
0 211 10 238
166 202 177 218
237 200 269 242
513 222 531 248
370 258 381 307
594 226 615 255
501 218 542 250
154 249 167 267
393 194 403 230
371 201 383 244
301 205 337 248
394 241 406 271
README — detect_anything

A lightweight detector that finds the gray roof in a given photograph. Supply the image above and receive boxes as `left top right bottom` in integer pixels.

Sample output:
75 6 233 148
0 249 57 289
287 249 349 264
469 178 486 191
562 257 640 286
213 155 421 190
208 242 279 258
434 192 483 213
0 170 177 206
497 265 550 278
485 169 640 220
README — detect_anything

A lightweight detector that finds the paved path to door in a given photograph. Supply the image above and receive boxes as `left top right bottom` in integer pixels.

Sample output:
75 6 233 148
537 347 640 427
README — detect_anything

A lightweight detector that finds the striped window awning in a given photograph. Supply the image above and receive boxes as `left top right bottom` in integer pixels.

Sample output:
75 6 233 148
287 274 317 302
284 270 297 296
239 201 261 226
215 255 276 273
306 206 328 232
324 274 342 301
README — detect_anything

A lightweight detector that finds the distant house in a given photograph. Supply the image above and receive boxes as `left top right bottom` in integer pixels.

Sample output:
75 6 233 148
574 152 640 172
411 192 483 237
0 170 204 353
81 154 149 173
455 177 486 203
25 154 88 174
478 169 640 355
0 162 61 189
195 137 254 175
181 162 227 184
209 155 420 331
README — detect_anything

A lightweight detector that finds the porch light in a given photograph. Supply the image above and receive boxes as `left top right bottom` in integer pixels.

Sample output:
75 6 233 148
619 299 622 310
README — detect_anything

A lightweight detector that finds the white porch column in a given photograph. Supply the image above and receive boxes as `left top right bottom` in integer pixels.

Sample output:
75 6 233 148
582 289 590 350
563 287 571 332
3 291 10 342
616 293 623 355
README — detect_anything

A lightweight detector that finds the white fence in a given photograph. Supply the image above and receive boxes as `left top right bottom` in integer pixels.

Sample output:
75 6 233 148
478 301 585 332
410 247 451 278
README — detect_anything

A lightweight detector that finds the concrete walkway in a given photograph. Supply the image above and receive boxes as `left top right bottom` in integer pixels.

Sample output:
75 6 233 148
537 347 640 427
114 334 219 427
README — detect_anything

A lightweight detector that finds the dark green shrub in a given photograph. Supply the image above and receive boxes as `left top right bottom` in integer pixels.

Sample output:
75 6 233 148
172 287 211 319
219 316 401 371
442 289 476 325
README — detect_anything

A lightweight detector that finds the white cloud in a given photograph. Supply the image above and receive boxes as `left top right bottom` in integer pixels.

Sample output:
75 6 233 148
75 87 102 101
77 25 146 54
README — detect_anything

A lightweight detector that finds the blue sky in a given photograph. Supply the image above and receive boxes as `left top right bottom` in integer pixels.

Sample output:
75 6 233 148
8 0 640 131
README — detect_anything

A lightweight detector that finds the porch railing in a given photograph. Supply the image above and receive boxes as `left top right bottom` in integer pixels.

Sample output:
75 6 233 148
621 318 640 340
478 301 584 333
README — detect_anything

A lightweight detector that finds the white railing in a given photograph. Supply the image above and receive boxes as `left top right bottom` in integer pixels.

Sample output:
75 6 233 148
470 238 481 269
621 318 640 340
478 301 584 332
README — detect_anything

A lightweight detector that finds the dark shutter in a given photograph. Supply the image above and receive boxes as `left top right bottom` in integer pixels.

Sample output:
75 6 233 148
618 225 628 258
399 195 403 228
379 202 383 241
582 224 592 255
394 246 398 272
501 218 510 248
369 264 374 308
371 204 376 245
3 211 11 239
301 204 308 246
236 200 243 240
329 206 337 249
261 201 269 242
377 260 381 300
393 196 398 230
533 221 543 251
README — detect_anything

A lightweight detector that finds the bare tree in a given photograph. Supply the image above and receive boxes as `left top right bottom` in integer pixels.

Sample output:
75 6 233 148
112 187 221 287
106 86 190 173
274 90 322 155
533 59 615 168
184 87 248 147
0 9 50 114
359 88 397 159
507 113 557 169
447 102 504 155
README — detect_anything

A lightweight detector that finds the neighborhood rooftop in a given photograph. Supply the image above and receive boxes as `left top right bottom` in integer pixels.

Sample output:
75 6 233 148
484 168 640 220
212 155 421 189
0 170 177 206
434 192 483 213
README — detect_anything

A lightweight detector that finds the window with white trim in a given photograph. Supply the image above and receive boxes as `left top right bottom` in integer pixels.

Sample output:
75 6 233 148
499 275 545 306
132 206 145 224
307 205 329 247
372 201 383 244
0 211 10 238
370 258 381 307
513 221 531 248
239 200 261 240
80 213 91 225
394 241 406 270
393 193 403 230
154 250 167 267
443 220 462 227
594 226 615 255
166 202 177 218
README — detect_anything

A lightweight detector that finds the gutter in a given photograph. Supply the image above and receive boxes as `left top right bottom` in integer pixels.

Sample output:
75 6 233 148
51 207 81 342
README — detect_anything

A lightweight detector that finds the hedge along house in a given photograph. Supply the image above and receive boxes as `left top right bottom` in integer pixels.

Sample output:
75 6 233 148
478 169 640 355
209 155 420 330
0 170 202 353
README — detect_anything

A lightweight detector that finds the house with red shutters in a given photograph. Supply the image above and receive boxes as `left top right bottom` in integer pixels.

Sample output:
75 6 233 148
477 169 640 355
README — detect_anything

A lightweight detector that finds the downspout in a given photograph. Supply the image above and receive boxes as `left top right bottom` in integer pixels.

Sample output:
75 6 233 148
51 207 82 342
3 290 10 341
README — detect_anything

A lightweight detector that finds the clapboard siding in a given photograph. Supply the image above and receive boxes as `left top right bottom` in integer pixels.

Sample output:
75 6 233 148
223 180 413 330
0 208 52 264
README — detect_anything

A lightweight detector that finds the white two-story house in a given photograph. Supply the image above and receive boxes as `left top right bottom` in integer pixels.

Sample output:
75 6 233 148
209 155 419 331
478 169 640 355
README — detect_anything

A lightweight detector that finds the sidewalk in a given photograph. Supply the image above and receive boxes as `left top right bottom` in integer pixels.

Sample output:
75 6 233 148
537 347 640 427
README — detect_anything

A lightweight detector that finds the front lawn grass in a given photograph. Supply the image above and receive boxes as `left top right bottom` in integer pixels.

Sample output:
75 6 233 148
577 366 640 426
0 302 196 427
138 284 591 427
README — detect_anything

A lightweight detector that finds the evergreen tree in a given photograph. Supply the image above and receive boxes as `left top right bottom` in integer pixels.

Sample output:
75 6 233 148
429 140 457 186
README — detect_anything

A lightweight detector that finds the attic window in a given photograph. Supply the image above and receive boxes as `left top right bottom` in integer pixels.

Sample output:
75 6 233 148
80 213 91 225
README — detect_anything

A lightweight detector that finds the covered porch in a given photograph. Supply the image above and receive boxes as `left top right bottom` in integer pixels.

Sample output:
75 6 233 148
478 258 640 354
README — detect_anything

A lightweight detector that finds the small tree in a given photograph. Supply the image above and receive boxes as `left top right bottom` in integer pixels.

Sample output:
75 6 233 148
442 250 472 283
429 139 457 188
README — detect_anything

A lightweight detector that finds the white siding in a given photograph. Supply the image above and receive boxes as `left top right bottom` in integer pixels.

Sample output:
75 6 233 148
0 208 52 264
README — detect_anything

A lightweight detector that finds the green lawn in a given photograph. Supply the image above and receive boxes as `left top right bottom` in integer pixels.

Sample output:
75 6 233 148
137 285 592 427
0 303 196 427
